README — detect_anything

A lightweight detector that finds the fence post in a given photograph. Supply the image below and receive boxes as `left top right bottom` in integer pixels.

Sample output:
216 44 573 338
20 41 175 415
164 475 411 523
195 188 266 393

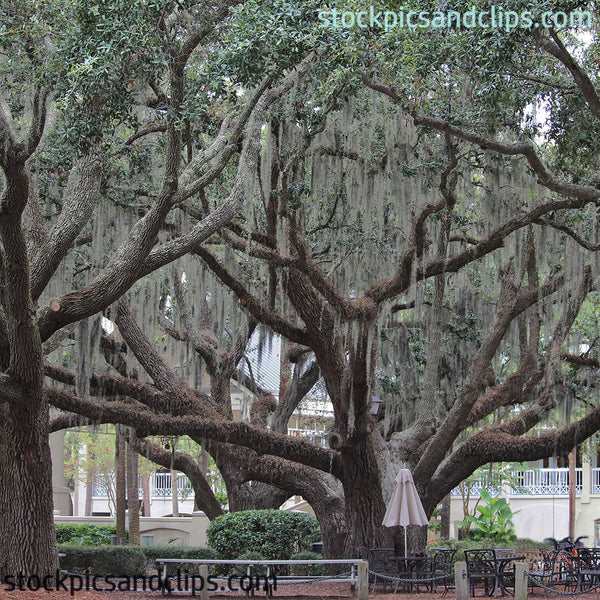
515 562 528 600
455 561 469 600
357 560 368 600
196 564 209 600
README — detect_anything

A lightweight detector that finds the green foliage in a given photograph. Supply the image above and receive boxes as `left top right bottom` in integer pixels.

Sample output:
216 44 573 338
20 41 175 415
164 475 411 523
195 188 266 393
200 0 346 95
206 510 321 561
57 545 147 576
234 551 267 577
182 547 220 561
143 546 218 576
59 544 218 576
214 491 229 508
55 524 117 545
456 489 519 543
289 551 324 576
54 0 172 144
351 0 597 185
428 506 442 532
430 537 551 562
456 463 528 536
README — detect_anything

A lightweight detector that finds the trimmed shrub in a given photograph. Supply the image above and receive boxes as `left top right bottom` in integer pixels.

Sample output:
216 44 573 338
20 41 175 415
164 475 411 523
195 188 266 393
58 545 147 576
143 545 187 565
234 551 266 577
514 538 552 549
207 510 321 561
183 547 219 560
289 551 324 576
143 546 218 576
429 537 553 562
56 524 116 546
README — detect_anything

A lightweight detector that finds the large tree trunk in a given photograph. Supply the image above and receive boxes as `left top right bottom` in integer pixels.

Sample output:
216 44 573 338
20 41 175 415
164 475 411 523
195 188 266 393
0 401 58 577
340 434 392 555
0 161 59 577
308 484 347 559
216 450 289 512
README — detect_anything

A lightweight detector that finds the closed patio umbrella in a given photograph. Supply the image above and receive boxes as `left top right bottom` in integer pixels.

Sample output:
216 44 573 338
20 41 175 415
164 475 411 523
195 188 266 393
382 468 429 557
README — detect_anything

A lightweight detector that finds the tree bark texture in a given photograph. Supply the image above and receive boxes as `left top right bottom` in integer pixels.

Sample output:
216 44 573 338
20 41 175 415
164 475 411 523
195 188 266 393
0 402 58 577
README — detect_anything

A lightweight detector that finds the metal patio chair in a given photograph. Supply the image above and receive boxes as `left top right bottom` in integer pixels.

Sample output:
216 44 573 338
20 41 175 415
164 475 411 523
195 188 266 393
428 548 456 592
464 549 500 597
357 547 399 594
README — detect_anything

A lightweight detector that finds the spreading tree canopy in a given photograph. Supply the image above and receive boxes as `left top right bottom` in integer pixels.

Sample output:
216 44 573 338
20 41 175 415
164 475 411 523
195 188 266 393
0 0 316 575
48 0 600 556
3 0 600 569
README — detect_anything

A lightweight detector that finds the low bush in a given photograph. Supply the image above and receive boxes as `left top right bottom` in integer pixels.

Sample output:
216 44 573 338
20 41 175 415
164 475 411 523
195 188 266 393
289 551 324 576
234 551 266 577
56 524 116 546
58 545 146 577
429 537 553 562
207 510 321 561
143 546 218 575
514 538 552 549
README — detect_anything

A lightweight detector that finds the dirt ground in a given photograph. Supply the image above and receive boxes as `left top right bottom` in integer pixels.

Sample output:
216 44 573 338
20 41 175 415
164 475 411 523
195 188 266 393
0 581 599 599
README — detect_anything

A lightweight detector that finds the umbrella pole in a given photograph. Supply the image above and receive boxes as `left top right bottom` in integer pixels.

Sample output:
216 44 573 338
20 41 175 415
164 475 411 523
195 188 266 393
404 526 408 557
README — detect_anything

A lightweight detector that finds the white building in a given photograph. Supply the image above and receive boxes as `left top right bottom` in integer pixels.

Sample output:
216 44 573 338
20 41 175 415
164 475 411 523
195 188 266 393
449 455 600 545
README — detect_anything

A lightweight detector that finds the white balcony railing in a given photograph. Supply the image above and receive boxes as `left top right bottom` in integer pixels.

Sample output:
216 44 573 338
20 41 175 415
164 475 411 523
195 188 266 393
153 472 193 499
592 468 600 494
510 468 582 495
92 473 192 499
451 468 583 497
91 475 110 498
287 428 329 447
449 479 502 497
91 474 144 498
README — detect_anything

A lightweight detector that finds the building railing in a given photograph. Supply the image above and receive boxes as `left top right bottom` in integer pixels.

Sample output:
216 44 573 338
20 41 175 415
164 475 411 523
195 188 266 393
592 468 600 494
510 468 582 495
451 468 583 497
153 472 193 499
92 473 193 499
449 479 502 497
91 475 111 498
92 475 144 498
287 428 329 447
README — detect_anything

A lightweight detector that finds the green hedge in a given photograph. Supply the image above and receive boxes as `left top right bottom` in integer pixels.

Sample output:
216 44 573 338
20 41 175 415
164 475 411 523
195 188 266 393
56 524 116 546
234 551 266 577
59 545 217 577
430 537 552 562
207 510 321 560
143 546 218 575
58 545 147 576
289 551 324 576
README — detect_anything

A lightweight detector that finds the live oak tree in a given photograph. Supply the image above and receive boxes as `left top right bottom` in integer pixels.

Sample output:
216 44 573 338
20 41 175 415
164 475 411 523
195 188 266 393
184 0 600 553
47 242 345 544
48 0 600 559
7 0 600 569
355 0 600 503
0 0 315 576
